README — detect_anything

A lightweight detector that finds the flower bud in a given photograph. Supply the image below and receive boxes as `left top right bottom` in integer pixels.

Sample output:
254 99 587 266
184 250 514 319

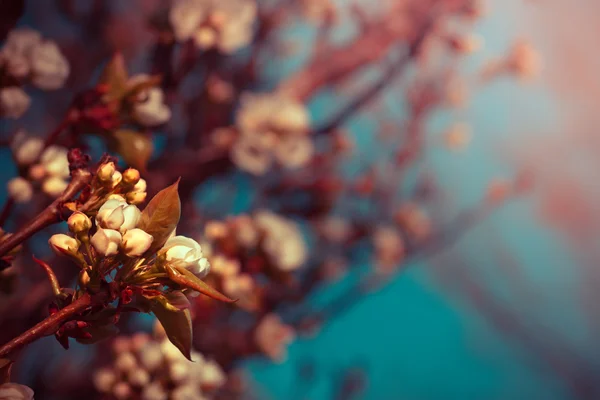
107 194 127 202
126 191 147 205
49 233 79 255
97 162 116 182
122 168 140 185
68 211 92 234
7 177 33 203
133 178 147 193
78 269 91 287
111 171 123 188
97 199 141 232
91 228 122 256
122 228 153 257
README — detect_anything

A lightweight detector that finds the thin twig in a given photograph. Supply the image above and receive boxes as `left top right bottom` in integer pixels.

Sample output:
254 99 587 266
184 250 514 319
0 169 92 260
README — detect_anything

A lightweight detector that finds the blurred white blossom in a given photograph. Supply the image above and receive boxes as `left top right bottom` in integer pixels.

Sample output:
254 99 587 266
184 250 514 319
0 87 31 119
231 92 313 175
0 28 69 89
254 210 307 271
0 382 34 400
170 0 257 53
254 313 295 363
7 177 33 203
128 74 171 126
94 332 226 399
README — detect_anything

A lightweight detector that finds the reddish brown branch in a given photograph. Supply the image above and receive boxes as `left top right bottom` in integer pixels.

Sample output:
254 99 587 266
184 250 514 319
0 293 92 358
0 169 92 259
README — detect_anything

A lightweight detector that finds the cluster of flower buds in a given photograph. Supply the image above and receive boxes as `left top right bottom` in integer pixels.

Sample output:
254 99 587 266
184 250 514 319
228 92 314 175
7 131 71 202
199 211 307 309
168 0 257 53
94 325 226 400
0 28 70 119
40 171 234 352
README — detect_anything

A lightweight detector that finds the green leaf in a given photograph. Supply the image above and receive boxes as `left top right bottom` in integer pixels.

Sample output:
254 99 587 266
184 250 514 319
0 358 12 384
167 264 236 304
151 298 192 360
137 180 181 255
110 129 154 171
99 53 129 102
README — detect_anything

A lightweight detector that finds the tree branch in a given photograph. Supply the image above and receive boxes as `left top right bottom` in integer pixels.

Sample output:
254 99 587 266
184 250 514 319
0 169 92 260
0 293 92 358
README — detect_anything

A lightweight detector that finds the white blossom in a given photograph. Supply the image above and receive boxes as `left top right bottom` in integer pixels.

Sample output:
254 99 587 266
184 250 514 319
141 382 168 400
30 41 70 90
232 92 313 174
91 228 122 257
42 176 68 197
254 210 307 271
97 199 141 233
48 233 79 255
162 236 211 278
113 382 132 400
7 177 33 203
170 0 257 53
0 87 31 119
128 74 171 126
273 134 314 169
40 146 70 178
230 132 273 175
11 132 43 166
0 383 34 400
0 28 40 79
122 228 154 257
254 313 295 363
93 368 117 393
200 359 226 389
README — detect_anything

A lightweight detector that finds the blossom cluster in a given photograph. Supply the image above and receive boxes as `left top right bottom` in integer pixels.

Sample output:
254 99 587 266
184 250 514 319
229 92 314 175
7 131 71 201
0 28 69 119
199 211 307 307
169 0 257 53
94 327 226 400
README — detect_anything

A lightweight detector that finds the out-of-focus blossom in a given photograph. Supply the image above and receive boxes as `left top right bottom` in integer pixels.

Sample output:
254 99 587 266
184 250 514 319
443 122 472 151
29 41 70 90
254 313 295 363
394 203 431 242
232 92 313 174
254 210 308 271
128 74 171 126
7 177 33 203
0 87 31 119
169 0 257 53
11 132 71 198
507 40 541 80
163 236 211 278
94 331 226 399
373 225 405 270
318 216 352 243
300 0 336 23
0 383 34 400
